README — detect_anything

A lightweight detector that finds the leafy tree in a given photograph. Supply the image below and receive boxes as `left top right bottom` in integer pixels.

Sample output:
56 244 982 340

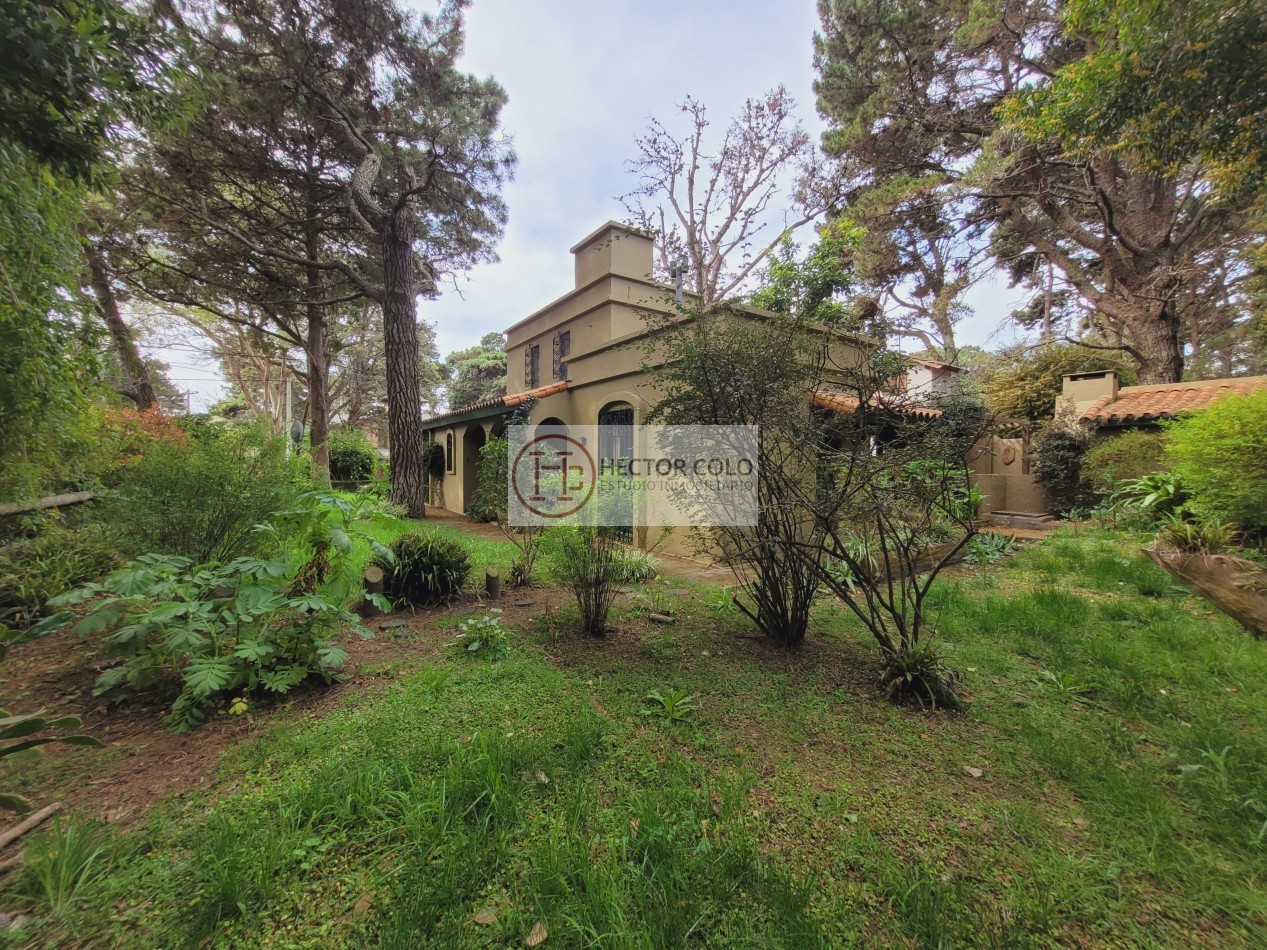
83 227 159 411
443 332 507 409
623 87 841 306
980 344 1136 422
127 0 373 483
842 173 986 360
0 1 180 498
1007 0 1267 204
815 0 1258 383
748 224 863 330
0 149 98 499
330 307 445 427
0 0 176 181
289 0 515 518
647 305 825 645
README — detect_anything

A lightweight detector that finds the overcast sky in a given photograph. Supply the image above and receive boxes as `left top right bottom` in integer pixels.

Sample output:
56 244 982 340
154 0 1027 409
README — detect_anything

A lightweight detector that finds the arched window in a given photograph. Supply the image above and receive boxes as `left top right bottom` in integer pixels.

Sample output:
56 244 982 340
445 432 455 474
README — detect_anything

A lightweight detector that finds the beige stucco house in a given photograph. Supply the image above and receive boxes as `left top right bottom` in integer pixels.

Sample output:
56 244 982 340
420 222 881 553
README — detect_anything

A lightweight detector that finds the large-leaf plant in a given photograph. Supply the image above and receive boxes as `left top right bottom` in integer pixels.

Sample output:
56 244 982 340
46 493 397 731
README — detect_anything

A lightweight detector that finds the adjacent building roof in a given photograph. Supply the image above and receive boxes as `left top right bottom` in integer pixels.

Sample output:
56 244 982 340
811 390 943 421
422 380 568 428
908 356 962 373
1081 376 1267 426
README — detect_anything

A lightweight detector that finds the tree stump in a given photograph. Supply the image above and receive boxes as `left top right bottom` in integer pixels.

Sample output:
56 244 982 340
363 566 385 615
485 568 500 599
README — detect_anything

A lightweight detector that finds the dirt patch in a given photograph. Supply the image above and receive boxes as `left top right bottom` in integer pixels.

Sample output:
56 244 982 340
0 604 475 828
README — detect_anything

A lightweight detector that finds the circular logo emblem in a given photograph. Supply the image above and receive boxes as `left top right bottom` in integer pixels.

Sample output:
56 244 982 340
511 433 597 519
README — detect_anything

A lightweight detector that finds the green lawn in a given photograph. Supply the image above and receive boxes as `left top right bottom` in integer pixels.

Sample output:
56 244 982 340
5 528 1267 946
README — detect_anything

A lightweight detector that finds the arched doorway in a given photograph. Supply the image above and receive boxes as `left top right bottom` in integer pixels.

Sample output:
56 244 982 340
462 424 487 516
535 416 568 439
598 401 635 541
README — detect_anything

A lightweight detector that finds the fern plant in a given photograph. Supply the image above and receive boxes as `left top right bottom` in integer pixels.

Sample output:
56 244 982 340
47 553 372 732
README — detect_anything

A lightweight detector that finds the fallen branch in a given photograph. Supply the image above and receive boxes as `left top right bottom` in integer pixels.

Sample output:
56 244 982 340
0 801 62 852
0 492 95 518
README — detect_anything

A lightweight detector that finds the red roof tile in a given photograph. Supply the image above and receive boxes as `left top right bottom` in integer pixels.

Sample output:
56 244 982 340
810 390 943 420
424 380 568 425
1081 376 1267 426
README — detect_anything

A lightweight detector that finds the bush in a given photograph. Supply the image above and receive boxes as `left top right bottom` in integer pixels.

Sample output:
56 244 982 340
48 551 370 731
1113 470 1190 524
422 440 445 479
1154 515 1235 553
544 525 622 636
1082 430 1168 493
328 429 377 482
466 437 506 523
1029 419 1092 517
96 424 310 563
611 547 660 583
374 531 471 606
0 517 122 628
1167 390 1267 536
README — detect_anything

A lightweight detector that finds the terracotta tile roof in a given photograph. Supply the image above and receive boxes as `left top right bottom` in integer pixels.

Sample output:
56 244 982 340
810 390 943 420
423 380 568 425
1082 376 1267 426
908 356 962 372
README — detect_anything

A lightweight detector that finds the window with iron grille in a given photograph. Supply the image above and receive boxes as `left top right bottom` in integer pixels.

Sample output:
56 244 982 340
552 330 570 380
526 344 540 388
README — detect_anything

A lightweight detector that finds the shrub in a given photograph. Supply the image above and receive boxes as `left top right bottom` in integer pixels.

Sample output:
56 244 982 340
0 518 122 628
97 424 310 563
1154 515 1235 553
544 525 622 636
1029 419 1092 517
1112 470 1190 524
611 547 660 584
48 551 370 731
1167 390 1267 536
1082 430 1168 493
375 531 471 606
466 437 506 523
328 429 377 482
422 440 445 479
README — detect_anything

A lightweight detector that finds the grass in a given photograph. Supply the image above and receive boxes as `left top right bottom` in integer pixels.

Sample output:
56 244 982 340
5 527 1267 946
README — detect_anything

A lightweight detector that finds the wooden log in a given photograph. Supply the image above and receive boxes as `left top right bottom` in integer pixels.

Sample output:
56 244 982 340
0 491 95 518
1148 548 1267 638
485 568 500 600
0 801 62 852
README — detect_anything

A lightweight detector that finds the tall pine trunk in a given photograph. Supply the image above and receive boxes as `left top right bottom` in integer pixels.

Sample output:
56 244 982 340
381 203 427 518
305 203 331 486
84 240 158 411
1130 303 1185 384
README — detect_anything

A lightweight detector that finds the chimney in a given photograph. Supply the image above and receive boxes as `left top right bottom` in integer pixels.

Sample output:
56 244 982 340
570 221 654 288
1060 370 1119 418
